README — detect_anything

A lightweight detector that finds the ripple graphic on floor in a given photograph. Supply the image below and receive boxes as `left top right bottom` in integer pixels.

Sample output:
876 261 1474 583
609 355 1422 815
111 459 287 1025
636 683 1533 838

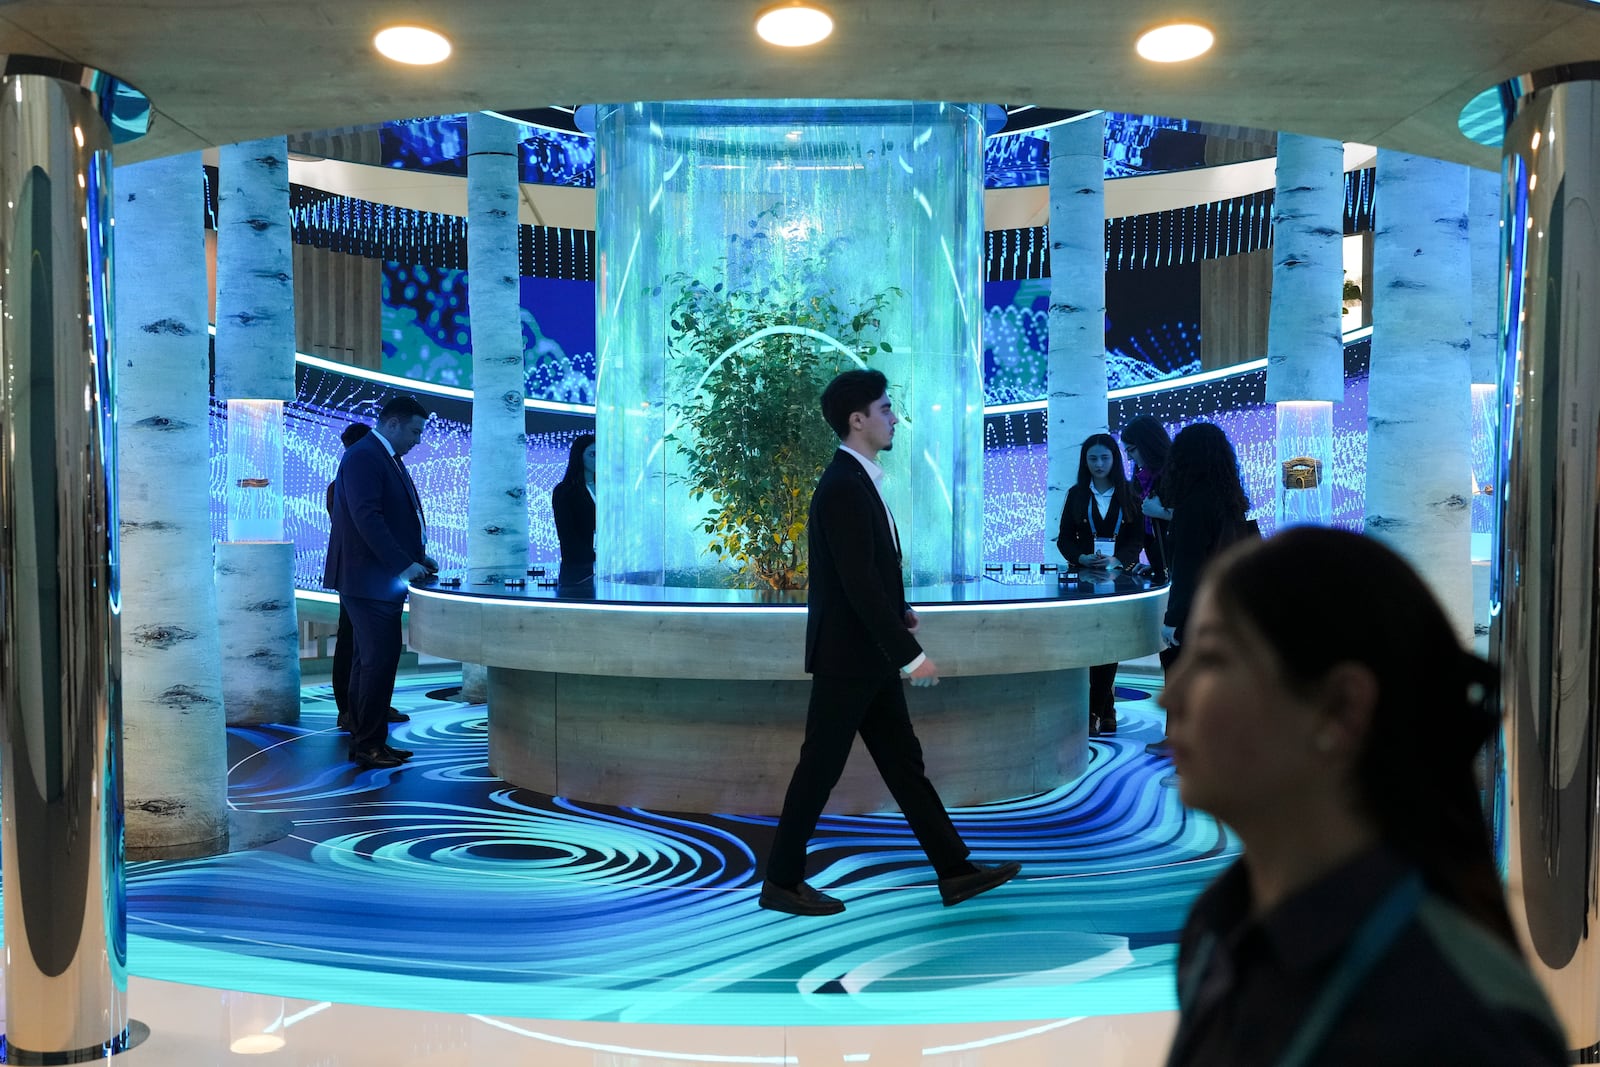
106 672 1235 1026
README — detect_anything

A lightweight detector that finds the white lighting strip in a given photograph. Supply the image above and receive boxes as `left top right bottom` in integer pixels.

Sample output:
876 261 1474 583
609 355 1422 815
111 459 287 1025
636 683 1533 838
990 324 1372 415
921 1017 1087 1055
410 583 1166 614
989 108 1105 138
243 322 1375 421
408 586 804 614
916 585 1168 613
1110 357 1268 400
468 1015 798 1064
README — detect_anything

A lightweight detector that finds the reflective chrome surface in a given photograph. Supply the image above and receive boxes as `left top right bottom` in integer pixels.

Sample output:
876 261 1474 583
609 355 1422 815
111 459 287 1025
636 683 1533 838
1495 72 1600 1049
0 66 134 1059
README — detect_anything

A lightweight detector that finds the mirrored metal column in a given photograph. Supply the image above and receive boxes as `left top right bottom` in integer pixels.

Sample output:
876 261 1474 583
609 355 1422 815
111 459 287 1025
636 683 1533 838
1494 63 1600 1062
0 56 150 1063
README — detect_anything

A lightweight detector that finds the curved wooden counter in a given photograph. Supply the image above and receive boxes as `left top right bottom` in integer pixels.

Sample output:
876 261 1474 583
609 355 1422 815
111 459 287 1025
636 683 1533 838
408 574 1165 815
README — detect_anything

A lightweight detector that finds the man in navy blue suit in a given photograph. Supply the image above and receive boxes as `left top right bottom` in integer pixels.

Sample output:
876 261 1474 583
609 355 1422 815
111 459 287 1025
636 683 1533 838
324 395 437 770
760 369 1021 916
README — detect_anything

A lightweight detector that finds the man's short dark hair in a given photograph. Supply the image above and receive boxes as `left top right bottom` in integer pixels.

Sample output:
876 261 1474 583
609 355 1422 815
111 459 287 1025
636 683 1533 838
340 422 372 449
377 395 429 424
820 369 888 439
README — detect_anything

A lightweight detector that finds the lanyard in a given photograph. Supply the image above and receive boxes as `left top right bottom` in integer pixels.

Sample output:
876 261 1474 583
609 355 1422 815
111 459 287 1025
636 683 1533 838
1091 490 1123 537
1170 872 1424 1067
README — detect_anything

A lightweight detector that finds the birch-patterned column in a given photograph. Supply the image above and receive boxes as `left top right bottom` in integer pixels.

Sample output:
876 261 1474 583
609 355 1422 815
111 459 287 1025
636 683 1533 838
215 136 301 724
114 153 228 856
461 113 530 702
1265 134 1345 531
1046 114 1108 561
1366 151 1473 637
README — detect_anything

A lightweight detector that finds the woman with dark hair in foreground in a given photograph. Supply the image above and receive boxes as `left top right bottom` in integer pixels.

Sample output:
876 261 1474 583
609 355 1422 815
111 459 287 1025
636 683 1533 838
1160 527 1564 1066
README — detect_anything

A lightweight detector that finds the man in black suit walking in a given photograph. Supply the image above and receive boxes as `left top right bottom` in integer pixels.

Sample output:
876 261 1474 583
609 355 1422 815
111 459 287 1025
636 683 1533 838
324 395 437 771
760 369 1021 916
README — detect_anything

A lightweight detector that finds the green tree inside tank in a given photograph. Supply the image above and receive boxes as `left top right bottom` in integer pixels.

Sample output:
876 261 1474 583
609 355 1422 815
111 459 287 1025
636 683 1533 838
664 213 902 590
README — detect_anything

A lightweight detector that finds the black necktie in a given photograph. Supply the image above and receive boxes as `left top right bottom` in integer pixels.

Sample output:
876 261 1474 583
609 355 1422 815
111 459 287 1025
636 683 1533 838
395 455 424 518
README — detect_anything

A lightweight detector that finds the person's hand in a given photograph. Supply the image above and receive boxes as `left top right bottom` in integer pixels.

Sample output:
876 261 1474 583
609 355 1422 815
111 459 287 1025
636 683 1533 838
908 658 940 688
904 608 921 634
401 562 432 582
1079 552 1107 568
421 555 440 573
1143 496 1166 519
1161 624 1178 648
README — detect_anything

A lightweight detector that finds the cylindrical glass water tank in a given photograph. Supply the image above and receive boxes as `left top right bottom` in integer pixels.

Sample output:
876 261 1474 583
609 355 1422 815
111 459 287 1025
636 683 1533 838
593 100 986 588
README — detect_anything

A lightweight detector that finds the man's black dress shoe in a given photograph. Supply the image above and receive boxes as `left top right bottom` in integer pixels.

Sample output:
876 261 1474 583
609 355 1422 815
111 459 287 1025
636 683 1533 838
758 880 845 916
350 748 403 770
938 860 1022 907
386 708 410 723
383 744 414 760
336 715 352 733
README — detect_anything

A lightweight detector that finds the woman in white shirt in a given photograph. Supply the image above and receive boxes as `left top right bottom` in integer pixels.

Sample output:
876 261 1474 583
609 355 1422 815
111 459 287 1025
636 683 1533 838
1055 433 1143 735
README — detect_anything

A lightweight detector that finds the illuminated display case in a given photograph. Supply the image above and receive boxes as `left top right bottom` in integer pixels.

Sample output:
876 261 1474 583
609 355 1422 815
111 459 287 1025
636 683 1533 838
225 399 285 542
1275 400 1334 529
592 100 987 588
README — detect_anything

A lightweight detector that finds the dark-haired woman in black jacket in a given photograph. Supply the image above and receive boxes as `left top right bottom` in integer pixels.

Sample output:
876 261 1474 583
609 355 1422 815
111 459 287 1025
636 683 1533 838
551 433 596 596
1056 433 1144 736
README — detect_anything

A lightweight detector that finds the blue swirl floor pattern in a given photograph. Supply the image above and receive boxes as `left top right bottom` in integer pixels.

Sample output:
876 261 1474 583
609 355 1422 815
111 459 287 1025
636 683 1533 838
110 671 1236 1026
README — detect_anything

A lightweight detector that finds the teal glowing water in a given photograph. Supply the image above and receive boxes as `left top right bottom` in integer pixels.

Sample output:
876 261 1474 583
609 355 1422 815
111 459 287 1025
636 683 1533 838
594 100 987 588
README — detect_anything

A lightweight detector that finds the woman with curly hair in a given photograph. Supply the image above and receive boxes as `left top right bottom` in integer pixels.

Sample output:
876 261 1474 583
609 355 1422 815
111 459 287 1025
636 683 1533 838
1056 433 1144 735
1159 421 1251 657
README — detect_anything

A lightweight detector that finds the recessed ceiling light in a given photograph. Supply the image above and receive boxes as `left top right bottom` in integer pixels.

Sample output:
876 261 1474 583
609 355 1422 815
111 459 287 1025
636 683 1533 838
374 25 452 65
755 1 834 47
1135 22 1214 63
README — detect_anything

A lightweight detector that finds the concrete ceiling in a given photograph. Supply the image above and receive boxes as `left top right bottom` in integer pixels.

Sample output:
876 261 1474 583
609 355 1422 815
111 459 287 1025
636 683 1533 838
8 0 1598 167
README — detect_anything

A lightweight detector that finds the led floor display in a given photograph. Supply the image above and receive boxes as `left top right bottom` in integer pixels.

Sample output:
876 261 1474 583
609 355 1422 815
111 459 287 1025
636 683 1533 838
19 673 1236 1026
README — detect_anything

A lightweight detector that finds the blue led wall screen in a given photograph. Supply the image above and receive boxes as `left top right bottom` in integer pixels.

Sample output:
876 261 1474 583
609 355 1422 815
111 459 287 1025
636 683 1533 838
370 111 1224 193
227 338 1382 589
381 264 596 402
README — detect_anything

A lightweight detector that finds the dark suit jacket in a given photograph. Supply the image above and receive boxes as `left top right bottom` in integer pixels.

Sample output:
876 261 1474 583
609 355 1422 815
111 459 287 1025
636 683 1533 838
323 433 426 603
1055 483 1144 567
804 450 922 677
550 478 596 577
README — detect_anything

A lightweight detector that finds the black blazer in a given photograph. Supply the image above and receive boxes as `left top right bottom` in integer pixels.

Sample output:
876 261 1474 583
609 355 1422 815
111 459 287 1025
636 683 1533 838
804 450 922 677
323 434 427 603
1055 483 1143 567
1163 493 1239 638
550 478 596 575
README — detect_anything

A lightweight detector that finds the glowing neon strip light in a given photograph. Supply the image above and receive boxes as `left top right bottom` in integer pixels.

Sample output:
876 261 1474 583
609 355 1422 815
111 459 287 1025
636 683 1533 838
1110 357 1269 399
248 323 1373 420
468 1015 799 1064
922 1017 1087 1054
991 325 1373 414
410 584 1167 614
